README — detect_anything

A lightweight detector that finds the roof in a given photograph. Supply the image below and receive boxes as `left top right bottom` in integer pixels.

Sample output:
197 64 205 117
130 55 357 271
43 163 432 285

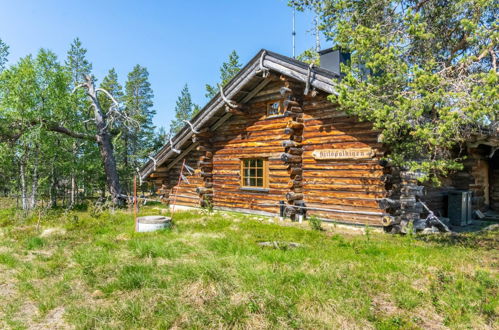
140 49 340 180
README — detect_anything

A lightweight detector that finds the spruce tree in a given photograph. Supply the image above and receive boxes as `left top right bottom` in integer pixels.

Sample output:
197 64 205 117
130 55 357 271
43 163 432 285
205 50 242 99
65 38 92 88
99 68 123 118
170 84 199 135
124 65 155 170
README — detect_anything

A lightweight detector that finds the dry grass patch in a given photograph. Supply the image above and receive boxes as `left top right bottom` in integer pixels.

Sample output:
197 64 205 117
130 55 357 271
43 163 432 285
182 280 219 307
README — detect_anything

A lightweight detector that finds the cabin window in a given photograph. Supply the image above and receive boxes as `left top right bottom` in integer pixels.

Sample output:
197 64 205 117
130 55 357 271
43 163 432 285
266 100 282 117
241 158 268 188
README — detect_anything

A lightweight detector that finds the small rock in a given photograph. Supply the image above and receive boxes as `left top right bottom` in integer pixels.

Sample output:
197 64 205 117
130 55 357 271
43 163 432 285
421 227 440 235
481 223 499 232
40 228 66 238
92 289 104 298
258 241 302 249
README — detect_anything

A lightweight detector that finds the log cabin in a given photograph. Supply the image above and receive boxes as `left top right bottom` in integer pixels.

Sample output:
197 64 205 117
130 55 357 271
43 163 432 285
140 49 499 230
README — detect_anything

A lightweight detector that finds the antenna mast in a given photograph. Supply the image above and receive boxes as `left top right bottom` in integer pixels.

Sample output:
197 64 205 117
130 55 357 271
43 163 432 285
292 8 296 58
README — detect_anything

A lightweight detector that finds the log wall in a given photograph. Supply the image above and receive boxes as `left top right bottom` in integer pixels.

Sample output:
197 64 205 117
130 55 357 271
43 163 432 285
149 78 498 227
424 146 499 215
211 80 289 214
151 149 203 208
151 80 388 225
301 95 387 225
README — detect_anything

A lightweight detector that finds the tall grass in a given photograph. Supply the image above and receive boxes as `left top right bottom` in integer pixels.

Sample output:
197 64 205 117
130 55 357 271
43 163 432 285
0 203 497 329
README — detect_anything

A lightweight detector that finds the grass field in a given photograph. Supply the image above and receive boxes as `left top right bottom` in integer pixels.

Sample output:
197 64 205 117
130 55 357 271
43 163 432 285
0 202 497 329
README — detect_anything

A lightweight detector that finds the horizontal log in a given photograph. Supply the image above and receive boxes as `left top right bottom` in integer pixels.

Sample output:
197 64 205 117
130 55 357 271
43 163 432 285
288 147 303 155
281 153 302 163
197 161 213 167
307 210 383 225
401 185 425 196
199 193 214 200
280 86 292 95
196 145 213 152
288 182 303 189
287 167 303 176
196 187 213 195
282 140 301 148
288 121 304 130
225 106 246 116
286 192 303 201
200 156 212 162
283 99 300 109
289 106 303 113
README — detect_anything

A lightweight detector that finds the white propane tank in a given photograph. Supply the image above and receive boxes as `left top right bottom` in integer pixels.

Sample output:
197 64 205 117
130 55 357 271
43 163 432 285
137 216 172 232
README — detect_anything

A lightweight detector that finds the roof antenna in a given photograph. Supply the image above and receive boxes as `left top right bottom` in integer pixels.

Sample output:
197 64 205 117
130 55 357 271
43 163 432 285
292 7 296 58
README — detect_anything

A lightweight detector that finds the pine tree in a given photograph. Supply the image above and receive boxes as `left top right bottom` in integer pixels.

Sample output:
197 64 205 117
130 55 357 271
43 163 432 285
170 84 198 135
291 0 498 182
65 38 92 88
124 65 155 171
205 50 242 99
297 49 320 65
99 68 123 117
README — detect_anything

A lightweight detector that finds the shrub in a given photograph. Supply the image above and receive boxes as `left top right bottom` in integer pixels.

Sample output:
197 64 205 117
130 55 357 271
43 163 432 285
308 216 322 231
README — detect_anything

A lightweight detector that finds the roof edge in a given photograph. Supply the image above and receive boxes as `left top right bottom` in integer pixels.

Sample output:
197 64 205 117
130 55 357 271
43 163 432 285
140 49 339 180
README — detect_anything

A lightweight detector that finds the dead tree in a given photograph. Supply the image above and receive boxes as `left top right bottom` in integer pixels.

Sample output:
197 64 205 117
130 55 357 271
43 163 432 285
4 75 137 207
72 75 133 206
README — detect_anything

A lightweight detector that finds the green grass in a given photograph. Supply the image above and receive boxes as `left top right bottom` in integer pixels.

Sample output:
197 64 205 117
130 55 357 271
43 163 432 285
0 202 497 329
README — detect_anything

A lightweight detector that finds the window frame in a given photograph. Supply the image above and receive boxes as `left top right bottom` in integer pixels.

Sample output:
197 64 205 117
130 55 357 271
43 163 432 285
240 158 269 189
266 100 283 117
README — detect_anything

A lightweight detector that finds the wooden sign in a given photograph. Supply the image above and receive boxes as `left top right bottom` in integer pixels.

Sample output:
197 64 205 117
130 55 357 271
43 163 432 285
312 148 374 160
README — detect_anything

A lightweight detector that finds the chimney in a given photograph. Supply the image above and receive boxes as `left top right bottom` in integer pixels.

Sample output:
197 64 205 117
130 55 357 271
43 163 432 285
318 48 350 76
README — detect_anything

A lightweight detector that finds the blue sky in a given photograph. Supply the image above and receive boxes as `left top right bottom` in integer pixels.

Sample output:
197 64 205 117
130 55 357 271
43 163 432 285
0 0 324 129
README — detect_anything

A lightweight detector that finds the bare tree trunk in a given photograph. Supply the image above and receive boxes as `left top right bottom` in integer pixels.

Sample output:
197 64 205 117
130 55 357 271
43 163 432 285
83 75 123 206
50 163 57 208
30 145 39 209
70 142 77 208
70 176 76 207
20 160 27 211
